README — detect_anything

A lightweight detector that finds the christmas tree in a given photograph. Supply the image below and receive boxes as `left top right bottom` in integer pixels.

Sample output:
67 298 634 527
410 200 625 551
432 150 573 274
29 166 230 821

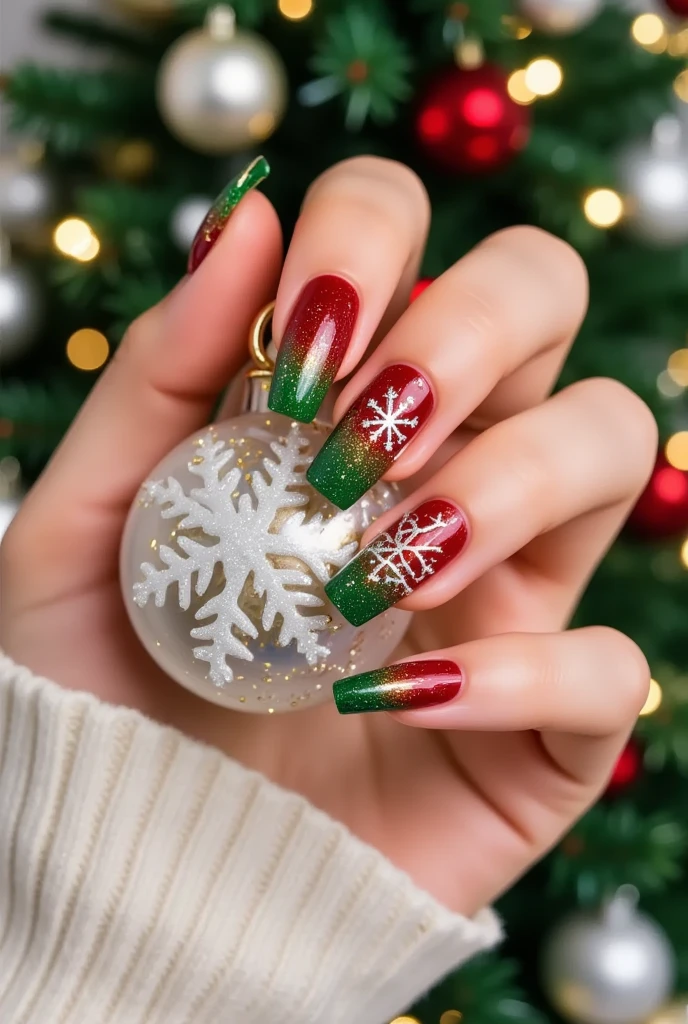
2 0 688 1020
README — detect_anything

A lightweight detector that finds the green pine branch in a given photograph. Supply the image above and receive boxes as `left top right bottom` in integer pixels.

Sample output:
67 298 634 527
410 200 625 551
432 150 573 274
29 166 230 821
549 804 687 903
410 953 547 1024
306 7 413 129
42 9 165 58
5 64 158 153
412 0 513 43
0 379 87 472
637 666 688 775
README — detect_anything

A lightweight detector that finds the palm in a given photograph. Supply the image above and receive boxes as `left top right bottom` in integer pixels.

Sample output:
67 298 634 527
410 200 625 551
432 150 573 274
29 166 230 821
2 437 587 918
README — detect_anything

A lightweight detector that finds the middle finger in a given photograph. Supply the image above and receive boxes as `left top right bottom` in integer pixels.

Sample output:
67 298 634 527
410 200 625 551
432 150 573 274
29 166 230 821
308 225 588 510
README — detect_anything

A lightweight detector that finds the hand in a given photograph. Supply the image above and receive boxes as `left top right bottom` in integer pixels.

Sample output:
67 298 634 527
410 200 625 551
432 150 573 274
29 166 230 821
0 157 656 918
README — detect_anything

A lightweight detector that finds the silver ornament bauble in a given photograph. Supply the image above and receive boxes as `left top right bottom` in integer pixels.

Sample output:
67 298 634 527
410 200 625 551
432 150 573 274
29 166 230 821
541 886 675 1024
0 159 56 242
170 195 213 252
518 0 603 34
0 261 43 363
619 116 688 247
156 5 288 154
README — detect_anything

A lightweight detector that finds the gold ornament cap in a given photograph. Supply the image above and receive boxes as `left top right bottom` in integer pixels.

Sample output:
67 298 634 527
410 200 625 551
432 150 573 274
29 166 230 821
243 301 275 412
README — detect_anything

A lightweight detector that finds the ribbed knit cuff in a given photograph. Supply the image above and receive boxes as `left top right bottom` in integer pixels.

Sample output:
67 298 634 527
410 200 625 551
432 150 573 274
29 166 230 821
0 655 500 1024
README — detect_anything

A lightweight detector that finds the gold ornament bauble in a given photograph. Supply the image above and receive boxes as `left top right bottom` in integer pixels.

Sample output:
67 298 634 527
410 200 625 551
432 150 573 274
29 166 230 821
120 305 410 713
156 5 288 154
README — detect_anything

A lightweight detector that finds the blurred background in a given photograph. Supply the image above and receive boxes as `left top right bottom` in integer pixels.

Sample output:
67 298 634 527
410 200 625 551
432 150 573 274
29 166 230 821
1 1 688 1021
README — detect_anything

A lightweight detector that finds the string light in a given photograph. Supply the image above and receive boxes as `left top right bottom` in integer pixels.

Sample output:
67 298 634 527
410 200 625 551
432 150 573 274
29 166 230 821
66 328 110 371
455 36 485 70
665 431 688 471
668 27 688 57
440 1013 463 1024
54 218 100 262
667 348 688 387
674 69 688 103
524 58 563 97
502 15 532 39
583 188 624 228
507 69 537 105
640 678 662 716
277 0 313 19
657 370 685 398
631 14 666 49
681 536 688 569
388 1018 421 1024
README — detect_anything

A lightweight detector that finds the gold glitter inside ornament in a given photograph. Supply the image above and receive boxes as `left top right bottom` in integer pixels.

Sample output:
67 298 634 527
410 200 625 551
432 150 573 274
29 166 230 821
120 305 410 712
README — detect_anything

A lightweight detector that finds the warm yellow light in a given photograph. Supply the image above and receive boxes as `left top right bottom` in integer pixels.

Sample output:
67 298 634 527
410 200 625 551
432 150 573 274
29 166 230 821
657 369 685 398
631 13 665 46
583 188 624 228
524 58 563 97
681 536 688 569
665 431 688 471
640 678 663 716
388 1018 421 1024
66 328 110 371
668 27 688 57
440 1013 463 1024
455 36 485 70
507 69 537 105
54 218 101 262
674 69 688 103
667 349 688 387
278 0 313 19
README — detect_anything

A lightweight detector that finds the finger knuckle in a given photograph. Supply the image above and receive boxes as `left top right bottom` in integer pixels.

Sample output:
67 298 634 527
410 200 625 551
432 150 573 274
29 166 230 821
592 626 651 719
306 157 430 229
580 377 658 488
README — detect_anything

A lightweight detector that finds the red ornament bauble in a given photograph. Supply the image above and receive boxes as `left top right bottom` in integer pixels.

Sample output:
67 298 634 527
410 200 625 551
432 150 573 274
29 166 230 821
628 454 688 539
410 277 434 302
415 64 531 174
606 739 642 795
661 0 688 16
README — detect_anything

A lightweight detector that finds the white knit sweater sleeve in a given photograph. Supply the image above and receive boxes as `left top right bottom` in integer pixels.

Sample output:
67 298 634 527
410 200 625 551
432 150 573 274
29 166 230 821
0 655 501 1024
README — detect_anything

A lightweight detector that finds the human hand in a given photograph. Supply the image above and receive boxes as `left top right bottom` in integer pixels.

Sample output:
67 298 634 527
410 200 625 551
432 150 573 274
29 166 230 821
0 157 656 918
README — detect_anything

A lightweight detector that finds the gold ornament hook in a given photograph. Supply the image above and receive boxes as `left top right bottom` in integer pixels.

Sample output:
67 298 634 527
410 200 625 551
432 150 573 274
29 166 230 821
248 300 275 376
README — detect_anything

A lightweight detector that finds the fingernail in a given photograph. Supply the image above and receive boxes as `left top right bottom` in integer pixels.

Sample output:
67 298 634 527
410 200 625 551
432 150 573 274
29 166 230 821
307 365 434 509
326 499 468 626
268 275 359 423
333 660 462 714
188 155 270 273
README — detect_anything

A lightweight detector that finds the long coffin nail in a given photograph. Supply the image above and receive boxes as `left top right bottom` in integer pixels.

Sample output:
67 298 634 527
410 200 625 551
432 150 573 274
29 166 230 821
307 365 434 509
333 660 462 714
268 275 359 423
188 155 270 273
326 498 468 626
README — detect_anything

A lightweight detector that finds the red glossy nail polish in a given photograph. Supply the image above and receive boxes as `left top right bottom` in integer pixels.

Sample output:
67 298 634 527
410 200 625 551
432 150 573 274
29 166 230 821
268 275 359 423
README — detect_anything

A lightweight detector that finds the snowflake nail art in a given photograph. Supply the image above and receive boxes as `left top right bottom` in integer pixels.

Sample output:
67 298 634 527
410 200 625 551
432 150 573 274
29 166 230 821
325 498 468 626
133 425 357 687
307 365 434 509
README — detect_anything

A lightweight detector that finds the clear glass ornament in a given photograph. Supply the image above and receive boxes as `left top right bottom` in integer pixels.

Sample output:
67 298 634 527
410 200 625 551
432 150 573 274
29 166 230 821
120 304 410 713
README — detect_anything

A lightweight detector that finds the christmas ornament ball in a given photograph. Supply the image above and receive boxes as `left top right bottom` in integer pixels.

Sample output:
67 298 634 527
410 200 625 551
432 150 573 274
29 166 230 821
518 0 603 35
170 196 213 252
541 888 675 1024
121 412 410 713
618 118 688 248
605 738 642 795
661 0 688 17
415 65 531 174
628 454 688 539
0 262 43 363
157 7 288 154
0 159 56 241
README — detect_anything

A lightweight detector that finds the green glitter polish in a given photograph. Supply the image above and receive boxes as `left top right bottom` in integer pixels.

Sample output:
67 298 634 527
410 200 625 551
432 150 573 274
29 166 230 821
188 156 270 273
333 660 462 714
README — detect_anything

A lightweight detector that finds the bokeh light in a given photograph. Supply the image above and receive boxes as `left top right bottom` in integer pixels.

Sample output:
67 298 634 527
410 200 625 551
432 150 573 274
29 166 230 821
524 58 563 97
631 14 666 47
54 218 100 262
507 69 536 105
665 431 688 471
66 328 110 371
680 536 688 569
583 188 624 228
667 348 688 387
278 0 313 19
640 678 662 716
657 370 685 398
674 69 688 103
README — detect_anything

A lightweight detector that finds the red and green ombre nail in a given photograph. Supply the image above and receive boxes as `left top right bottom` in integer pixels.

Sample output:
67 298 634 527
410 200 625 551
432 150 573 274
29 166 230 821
268 275 359 423
188 156 270 273
325 498 468 626
307 365 434 509
333 660 462 714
